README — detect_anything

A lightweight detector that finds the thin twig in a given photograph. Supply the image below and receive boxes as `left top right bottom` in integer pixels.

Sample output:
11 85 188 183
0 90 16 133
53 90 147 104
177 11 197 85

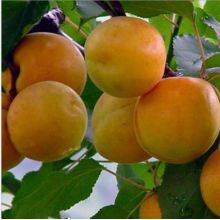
126 191 153 219
103 167 151 192
163 15 178 27
192 16 207 78
167 16 183 65
65 16 88 38
96 160 114 163
66 146 93 171
2 202 11 208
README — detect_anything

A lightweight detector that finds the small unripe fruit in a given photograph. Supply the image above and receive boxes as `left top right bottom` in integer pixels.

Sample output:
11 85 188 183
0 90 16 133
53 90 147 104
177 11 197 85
13 32 87 94
85 16 166 97
135 77 220 164
7 81 88 162
139 193 162 219
200 148 220 217
92 93 150 163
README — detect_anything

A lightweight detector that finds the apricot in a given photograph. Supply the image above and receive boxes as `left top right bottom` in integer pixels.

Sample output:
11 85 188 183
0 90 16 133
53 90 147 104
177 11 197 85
13 32 87 94
2 95 23 171
7 81 88 162
135 77 220 164
2 68 12 94
85 16 166 98
200 148 220 216
139 193 162 219
92 93 150 163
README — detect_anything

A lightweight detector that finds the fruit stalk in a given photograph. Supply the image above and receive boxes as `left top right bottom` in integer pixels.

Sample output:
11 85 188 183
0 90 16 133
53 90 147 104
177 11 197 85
29 8 84 56
109 0 126 16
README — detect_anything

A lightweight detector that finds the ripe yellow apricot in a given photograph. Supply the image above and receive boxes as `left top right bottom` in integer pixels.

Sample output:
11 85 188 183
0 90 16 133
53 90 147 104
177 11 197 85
2 68 12 94
200 148 220 217
2 96 23 171
135 77 220 164
2 93 12 110
13 32 87 94
85 16 166 98
92 93 150 163
139 193 162 219
7 81 88 162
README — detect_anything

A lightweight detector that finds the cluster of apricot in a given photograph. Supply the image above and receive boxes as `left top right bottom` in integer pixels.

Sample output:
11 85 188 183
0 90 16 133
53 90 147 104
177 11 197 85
2 32 88 170
84 17 220 217
2 15 220 218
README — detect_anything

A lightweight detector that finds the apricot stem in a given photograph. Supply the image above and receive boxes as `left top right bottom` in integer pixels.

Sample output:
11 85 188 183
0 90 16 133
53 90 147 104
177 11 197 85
6 55 19 99
110 0 126 16
65 16 88 38
167 15 182 65
192 15 207 79
103 167 151 192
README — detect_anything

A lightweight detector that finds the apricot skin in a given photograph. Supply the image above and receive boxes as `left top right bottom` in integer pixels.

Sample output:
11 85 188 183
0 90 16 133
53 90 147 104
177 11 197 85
200 148 220 217
7 81 88 162
85 16 166 97
135 77 220 164
13 32 87 94
2 95 23 171
92 93 150 163
139 193 162 219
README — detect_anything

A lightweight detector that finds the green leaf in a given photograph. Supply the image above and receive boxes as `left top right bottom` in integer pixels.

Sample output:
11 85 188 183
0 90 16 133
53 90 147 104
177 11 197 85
204 16 220 41
177 8 217 41
173 34 220 75
76 0 105 20
114 184 146 218
91 205 127 219
2 172 21 195
208 74 220 91
205 53 220 68
158 162 214 218
57 0 95 45
204 0 220 20
40 157 73 172
81 76 102 110
2 0 49 70
116 164 144 189
132 162 165 190
2 209 13 219
149 15 172 51
117 162 165 190
122 1 194 21
75 1 193 21
92 184 146 219
9 159 102 218
81 138 97 158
